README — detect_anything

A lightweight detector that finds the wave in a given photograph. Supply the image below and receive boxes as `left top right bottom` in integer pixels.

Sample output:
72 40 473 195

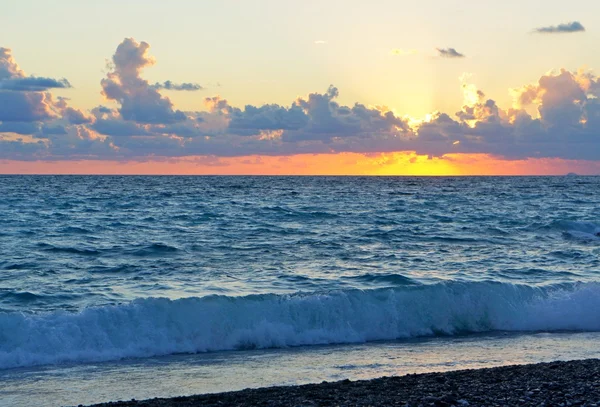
556 221 600 241
36 243 101 256
58 226 94 234
556 220 600 233
128 243 180 256
1 281 600 369
341 273 417 286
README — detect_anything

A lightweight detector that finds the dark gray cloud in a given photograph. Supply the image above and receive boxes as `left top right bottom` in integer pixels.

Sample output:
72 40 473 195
0 138 46 160
0 47 72 91
0 77 71 91
437 48 465 58
535 21 585 34
91 118 151 137
152 80 203 91
0 47 71 126
282 85 408 142
0 121 40 135
62 107 92 124
228 103 309 135
41 124 68 135
0 91 55 122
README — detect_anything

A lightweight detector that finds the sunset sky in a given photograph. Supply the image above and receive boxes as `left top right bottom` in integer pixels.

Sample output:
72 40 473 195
1 0 600 174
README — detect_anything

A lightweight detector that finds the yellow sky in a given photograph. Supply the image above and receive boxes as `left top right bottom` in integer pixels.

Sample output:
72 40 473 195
1 1 600 174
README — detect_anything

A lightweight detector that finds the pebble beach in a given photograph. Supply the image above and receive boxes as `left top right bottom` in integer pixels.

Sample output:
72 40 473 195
86 359 600 407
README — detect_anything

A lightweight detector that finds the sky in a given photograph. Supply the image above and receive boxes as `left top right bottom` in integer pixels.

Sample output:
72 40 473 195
1 0 600 175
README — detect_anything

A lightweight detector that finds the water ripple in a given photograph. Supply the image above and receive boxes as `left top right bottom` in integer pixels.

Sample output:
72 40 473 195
1 175 599 313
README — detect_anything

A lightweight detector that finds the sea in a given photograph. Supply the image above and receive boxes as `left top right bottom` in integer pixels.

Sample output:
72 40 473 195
1 175 600 406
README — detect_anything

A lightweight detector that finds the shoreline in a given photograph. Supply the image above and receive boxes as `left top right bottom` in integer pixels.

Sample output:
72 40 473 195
86 358 600 407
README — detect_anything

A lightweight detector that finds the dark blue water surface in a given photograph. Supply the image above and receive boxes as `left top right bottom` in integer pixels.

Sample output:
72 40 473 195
1 176 600 369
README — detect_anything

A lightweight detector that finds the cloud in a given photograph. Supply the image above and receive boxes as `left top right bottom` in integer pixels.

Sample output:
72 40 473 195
0 47 70 125
91 118 150 137
412 69 600 160
0 91 57 122
437 48 465 58
0 47 117 159
0 47 25 79
534 21 585 34
100 38 187 124
314 40 327 45
0 77 71 91
3 38 600 163
0 47 71 91
0 121 40 135
0 46 82 161
227 103 309 135
151 80 202 91
62 107 92 124
284 85 409 143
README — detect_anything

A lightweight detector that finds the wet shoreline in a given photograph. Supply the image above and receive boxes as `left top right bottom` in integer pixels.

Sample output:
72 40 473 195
85 358 600 406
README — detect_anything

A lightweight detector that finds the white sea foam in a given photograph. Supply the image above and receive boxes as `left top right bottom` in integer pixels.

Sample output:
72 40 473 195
1 281 600 369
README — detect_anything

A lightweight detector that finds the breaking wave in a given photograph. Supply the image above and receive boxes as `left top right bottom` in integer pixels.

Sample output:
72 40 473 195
2 280 600 369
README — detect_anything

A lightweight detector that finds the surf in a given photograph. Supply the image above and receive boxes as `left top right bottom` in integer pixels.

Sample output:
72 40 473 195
1 280 599 369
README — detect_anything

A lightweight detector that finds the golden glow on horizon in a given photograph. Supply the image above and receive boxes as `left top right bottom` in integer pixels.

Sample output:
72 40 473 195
2 152 600 176
258 130 284 140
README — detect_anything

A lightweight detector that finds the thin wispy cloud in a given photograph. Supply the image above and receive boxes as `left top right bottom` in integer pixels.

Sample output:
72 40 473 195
436 48 465 58
389 49 418 56
0 76 71 91
151 81 203 91
314 40 327 45
534 21 585 34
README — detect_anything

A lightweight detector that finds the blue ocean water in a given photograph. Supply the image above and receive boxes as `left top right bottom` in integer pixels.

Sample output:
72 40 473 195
1 175 600 372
